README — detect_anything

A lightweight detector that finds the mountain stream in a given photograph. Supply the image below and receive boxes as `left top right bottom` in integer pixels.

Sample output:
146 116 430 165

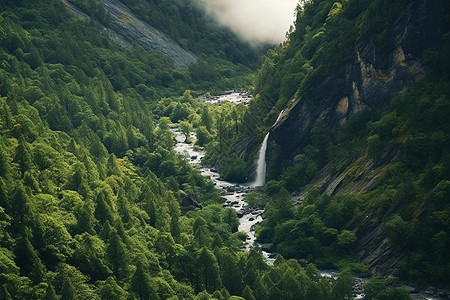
172 92 445 300
172 92 275 264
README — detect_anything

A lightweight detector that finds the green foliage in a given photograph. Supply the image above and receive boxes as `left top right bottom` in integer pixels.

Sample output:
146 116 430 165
385 214 410 248
331 268 353 299
179 120 193 142
0 1 264 298
364 276 412 300
1 0 447 297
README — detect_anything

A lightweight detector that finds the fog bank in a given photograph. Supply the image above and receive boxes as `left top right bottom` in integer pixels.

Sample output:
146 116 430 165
197 0 299 44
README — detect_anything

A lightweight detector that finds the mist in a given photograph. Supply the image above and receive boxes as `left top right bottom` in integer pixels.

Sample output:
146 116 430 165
196 0 299 44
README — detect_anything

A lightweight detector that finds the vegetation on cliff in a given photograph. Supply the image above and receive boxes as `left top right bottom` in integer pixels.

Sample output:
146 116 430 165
236 0 450 289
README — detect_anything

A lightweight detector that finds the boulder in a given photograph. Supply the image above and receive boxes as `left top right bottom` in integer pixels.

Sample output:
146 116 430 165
260 243 275 253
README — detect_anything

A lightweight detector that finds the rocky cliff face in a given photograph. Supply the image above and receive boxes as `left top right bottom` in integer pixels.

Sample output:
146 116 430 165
65 0 197 68
270 0 446 168
268 0 448 276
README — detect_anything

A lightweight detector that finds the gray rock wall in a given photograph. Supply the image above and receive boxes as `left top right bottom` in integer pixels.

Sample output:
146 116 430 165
270 0 446 167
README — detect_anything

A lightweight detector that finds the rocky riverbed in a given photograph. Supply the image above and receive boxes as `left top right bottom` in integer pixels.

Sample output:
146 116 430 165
172 127 276 264
172 91 449 299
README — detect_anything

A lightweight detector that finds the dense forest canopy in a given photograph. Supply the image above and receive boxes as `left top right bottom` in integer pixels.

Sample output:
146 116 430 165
0 0 364 299
0 0 449 299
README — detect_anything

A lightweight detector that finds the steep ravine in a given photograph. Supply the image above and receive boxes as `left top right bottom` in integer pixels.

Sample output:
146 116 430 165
266 0 448 281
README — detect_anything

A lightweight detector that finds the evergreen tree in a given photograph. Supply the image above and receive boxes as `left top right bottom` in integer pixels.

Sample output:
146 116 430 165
215 247 243 295
65 163 90 197
197 247 221 293
0 284 12 300
242 285 256 300
99 276 127 300
222 208 239 233
61 277 77 300
0 146 9 178
252 275 269 300
277 268 303 300
76 201 96 235
14 235 38 276
8 184 32 234
116 190 131 224
106 230 128 279
14 137 33 175
0 99 14 131
43 283 57 300
130 259 159 300
94 189 114 227
194 225 212 248
29 257 46 284
0 178 8 210
331 269 353 300
168 193 181 239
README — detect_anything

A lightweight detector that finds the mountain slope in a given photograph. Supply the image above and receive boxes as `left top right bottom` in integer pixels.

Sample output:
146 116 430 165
269 0 446 167
0 0 370 299
97 0 197 68
238 0 450 287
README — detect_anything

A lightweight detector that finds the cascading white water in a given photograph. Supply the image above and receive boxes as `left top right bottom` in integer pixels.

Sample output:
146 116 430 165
250 110 285 187
251 132 270 187
275 109 284 124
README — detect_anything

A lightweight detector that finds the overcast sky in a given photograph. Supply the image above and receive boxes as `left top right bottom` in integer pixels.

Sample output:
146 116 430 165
196 0 299 44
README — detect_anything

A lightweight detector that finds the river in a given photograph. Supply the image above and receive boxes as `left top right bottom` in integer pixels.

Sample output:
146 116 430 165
172 126 275 264
172 91 276 264
172 92 447 300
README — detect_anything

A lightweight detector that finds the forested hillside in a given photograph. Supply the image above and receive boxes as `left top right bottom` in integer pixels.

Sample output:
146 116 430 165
1 0 449 298
214 0 450 291
0 0 375 299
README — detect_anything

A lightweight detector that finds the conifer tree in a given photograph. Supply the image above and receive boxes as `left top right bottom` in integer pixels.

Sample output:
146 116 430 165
106 153 121 176
0 146 9 178
76 201 95 235
0 178 8 210
99 276 127 300
215 248 243 295
29 257 46 284
0 99 14 131
43 283 57 300
331 269 353 300
242 285 256 300
66 163 89 197
194 225 211 248
0 284 12 300
94 189 114 227
130 258 158 300
99 220 113 242
61 277 77 300
197 247 221 293
8 185 32 234
116 190 131 224
14 137 33 175
167 192 181 239
14 235 38 276
277 268 303 300
106 230 128 279
252 275 269 300
222 208 239 233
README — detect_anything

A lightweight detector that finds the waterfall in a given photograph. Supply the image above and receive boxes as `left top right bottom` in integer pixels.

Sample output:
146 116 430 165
275 109 284 124
251 132 270 187
249 110 284 187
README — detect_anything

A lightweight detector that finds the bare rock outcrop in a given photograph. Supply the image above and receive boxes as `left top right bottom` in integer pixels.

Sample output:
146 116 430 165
269 0 446 167
65 0 197 68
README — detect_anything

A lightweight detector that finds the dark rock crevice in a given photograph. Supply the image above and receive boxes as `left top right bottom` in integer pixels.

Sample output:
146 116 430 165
269 0 446 167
